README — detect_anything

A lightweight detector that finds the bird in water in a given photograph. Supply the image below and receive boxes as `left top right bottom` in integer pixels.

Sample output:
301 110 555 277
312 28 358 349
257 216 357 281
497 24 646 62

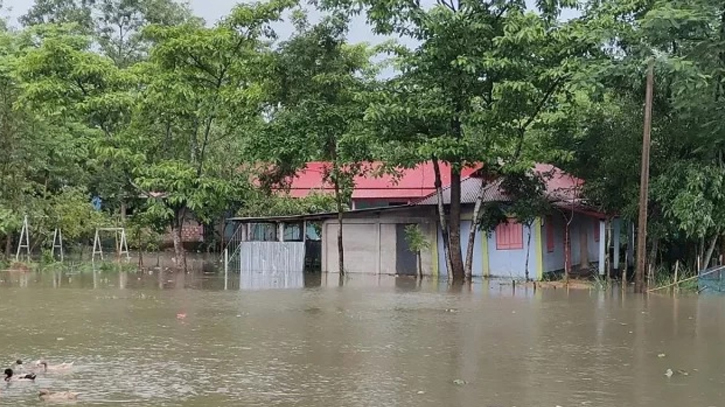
34 360 74 372
4 368 36 382
39 389 78 401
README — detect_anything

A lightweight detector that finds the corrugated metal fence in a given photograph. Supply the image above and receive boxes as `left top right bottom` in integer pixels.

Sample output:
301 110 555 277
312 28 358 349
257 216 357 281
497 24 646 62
239 242 306 274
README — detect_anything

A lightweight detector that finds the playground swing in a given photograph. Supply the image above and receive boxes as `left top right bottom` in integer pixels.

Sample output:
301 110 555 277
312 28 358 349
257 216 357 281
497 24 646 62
92 227 130 262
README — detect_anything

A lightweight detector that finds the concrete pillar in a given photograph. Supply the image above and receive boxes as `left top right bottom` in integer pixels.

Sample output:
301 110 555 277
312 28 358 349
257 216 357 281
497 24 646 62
598 219 606 276
613 218 621 270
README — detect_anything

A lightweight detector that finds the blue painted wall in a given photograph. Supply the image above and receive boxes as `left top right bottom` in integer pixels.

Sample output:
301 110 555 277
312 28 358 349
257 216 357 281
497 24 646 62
487 223 539 279
436 220 537 279
543 212 602 273
434 211 604 279
436 220 484 276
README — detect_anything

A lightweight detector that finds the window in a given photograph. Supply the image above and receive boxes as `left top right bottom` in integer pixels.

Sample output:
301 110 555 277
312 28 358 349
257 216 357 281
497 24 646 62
496 219 524 250
283 222 303 242
249 223 277 242
594 219 600 242
306 222 322 242
546 216 555 252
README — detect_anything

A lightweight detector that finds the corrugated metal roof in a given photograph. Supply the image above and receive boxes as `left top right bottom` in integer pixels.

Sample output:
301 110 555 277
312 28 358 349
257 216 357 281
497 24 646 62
415 177 508 205
415 164 588 207
227 204 416 223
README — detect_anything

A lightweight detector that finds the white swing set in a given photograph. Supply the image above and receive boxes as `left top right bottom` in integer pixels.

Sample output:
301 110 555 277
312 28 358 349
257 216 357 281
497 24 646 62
92 228 130 262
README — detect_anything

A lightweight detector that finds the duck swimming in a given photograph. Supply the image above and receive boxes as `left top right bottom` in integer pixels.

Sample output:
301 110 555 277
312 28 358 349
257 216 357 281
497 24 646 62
4 368 36 382
34 360 74 372
39 389 78 401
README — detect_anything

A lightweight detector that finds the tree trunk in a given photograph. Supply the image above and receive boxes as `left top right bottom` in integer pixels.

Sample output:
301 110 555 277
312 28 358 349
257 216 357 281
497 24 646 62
524 222 533 281
564 216 571 282
432 158 453 278
138 233 144 269
448 166 465 281
417 251 423 279
4 233 11 258
172 209 187 272
464 180 486 279
334 176 345 276
703 235 719 271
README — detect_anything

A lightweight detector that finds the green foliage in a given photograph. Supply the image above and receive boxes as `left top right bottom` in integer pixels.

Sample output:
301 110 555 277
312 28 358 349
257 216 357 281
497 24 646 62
237 192 340 218
249 13 378 200
21 0 201 66
47 186 110 241
404 224 430 254
4 0 725 279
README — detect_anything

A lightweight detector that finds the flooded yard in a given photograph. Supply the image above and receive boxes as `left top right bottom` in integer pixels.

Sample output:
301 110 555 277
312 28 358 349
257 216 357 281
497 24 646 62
1 267 724 406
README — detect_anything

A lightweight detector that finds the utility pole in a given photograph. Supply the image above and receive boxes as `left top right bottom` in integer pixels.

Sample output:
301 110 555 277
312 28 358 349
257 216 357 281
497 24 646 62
635 58 655 293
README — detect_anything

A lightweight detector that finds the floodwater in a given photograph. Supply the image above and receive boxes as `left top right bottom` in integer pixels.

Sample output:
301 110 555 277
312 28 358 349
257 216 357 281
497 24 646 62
1 266 725 406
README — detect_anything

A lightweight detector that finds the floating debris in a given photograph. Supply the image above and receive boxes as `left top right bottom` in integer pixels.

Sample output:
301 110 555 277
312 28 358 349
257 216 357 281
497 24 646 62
665 369 673 378
453 379 467 386
658 353 666 358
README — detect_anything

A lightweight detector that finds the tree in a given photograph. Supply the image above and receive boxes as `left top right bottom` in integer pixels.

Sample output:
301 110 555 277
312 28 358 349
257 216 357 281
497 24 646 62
21 0 200 67
551 0 725 280
404 223 430 278
21 0 95 31
250 13 377 275
0 27 94 257
95 0 201 67
131 0 293 269
334 0 592 281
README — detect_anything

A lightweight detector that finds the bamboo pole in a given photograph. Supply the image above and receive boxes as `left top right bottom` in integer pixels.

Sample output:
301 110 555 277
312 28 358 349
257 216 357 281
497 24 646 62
697 256 701 273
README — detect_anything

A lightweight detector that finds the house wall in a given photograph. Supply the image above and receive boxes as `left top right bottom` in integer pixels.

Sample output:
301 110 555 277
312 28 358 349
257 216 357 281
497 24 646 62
543 212 603 274
318 205 606 279
433 207 541 279
435 220 485 277
161 219 204 247
486 222 541 279
321 207 437 275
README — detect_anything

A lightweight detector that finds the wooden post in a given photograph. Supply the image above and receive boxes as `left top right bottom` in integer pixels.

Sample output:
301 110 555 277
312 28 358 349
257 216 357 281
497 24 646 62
613 218 621 274
15 215 30 262
598 219 606 276
224 248 229 291
635 58 655 294
673 260 679 292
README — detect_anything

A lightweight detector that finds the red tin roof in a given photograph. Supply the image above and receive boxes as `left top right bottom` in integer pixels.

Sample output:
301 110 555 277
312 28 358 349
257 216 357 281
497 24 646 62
284 161 479 200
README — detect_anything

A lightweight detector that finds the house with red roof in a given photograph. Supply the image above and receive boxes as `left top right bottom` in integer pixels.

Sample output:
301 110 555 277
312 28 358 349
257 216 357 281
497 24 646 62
282 161 478 209
229 162 622 280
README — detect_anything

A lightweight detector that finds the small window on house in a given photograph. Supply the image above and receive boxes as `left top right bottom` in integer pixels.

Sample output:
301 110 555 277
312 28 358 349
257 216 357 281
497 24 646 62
594 219 600 242
546 216 555 252
306 222 322 241
249 222 277 242
283 222 303 242
496 219 524 250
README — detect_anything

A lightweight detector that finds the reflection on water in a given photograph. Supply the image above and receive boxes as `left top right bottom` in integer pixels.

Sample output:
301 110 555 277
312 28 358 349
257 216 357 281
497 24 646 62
1 264 725 407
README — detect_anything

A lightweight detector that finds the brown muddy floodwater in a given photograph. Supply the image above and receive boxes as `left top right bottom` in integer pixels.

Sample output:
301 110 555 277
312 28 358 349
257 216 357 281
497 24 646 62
0 267 724 407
